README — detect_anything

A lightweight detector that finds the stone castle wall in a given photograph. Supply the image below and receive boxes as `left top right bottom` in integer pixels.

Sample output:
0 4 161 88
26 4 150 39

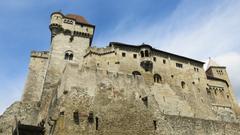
22 51 49 102
1 12 240 135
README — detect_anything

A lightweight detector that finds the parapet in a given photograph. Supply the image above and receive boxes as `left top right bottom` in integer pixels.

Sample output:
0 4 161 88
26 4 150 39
84 46 115 58
49 12 95 40
31 51 49 59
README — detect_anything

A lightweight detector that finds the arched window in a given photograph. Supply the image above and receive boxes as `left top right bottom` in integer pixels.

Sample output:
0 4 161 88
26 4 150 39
181 81 186 89
145 50 149 57
140 51 144 57
132 71 141 78
64 50 74 61
153 74 162 83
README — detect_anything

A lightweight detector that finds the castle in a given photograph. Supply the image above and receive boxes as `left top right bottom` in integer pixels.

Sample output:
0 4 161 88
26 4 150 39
0 12 240 135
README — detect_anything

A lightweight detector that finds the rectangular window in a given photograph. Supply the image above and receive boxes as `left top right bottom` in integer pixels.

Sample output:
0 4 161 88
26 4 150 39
133 54 137 59
194 67 199 72
153 57 156 62
163 59 166 64
176 63 183 68
122 52 126 57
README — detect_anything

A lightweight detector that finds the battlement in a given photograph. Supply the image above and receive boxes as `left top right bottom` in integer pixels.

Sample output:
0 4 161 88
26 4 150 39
31 51 49 59
49 12 95 40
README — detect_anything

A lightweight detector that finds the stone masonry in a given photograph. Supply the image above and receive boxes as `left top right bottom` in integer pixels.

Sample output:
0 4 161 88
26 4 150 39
0 12 240 135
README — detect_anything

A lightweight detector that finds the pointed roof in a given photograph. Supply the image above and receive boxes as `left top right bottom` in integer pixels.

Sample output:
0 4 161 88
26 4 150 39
207 58 219 69
66 14 90 25
206 58 226 70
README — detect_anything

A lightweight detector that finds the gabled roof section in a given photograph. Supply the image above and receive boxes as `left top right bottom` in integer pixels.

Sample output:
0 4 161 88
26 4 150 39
109 42 205 65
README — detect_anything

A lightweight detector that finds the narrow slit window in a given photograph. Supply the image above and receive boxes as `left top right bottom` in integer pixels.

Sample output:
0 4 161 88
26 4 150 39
153 120 157 130
181 81 186 89
95 117 99 130
73 111 79 125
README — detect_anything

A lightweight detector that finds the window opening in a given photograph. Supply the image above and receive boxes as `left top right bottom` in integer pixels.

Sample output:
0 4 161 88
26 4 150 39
181 81 186 89
132 71 141 78
95 117 99 130
73 111 79 125
153 120 157 130
176 63 183 68
133 54 137 59
88 112 94 124
153 74 162 83
145 50 149 57
153 57 156 62
122 52 126 57
140 51 144 57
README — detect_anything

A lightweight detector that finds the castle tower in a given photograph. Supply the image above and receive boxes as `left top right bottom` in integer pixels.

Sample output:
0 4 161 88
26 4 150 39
37 12 95 122
49 12 95 78
206 58 239 115
206 58 229 82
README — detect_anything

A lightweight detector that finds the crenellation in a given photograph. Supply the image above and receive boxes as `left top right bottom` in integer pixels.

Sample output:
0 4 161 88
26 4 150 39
31 51 49 59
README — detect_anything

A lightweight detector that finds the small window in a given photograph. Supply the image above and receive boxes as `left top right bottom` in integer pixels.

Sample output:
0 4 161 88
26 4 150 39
176 63 183 68
153 74 162 83
227 95 230 99
122 52 126 57
153 57 156 62
140 51 144 57
60 111 65 116
163 59 166 64
133 54 137 59
88 112 94 124
73 111 80 125
153 120 157 130
206 88 211 95
132 71 141 78
95 117 99 130
194 67 199 72
64 50 74 61
181 81 186 89
142 96 148 107
145 50 149 57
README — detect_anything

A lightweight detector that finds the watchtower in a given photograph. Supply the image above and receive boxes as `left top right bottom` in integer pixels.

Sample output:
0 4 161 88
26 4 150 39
49 12 95 76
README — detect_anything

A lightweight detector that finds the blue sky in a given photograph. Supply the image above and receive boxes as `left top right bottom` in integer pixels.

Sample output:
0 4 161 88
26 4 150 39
0 0 240 114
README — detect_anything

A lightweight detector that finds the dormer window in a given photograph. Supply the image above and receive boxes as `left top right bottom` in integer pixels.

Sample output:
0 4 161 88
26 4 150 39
64 50 73 60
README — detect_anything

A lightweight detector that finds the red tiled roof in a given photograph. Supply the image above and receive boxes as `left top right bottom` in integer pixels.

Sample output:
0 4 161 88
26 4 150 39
65 14 90 25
